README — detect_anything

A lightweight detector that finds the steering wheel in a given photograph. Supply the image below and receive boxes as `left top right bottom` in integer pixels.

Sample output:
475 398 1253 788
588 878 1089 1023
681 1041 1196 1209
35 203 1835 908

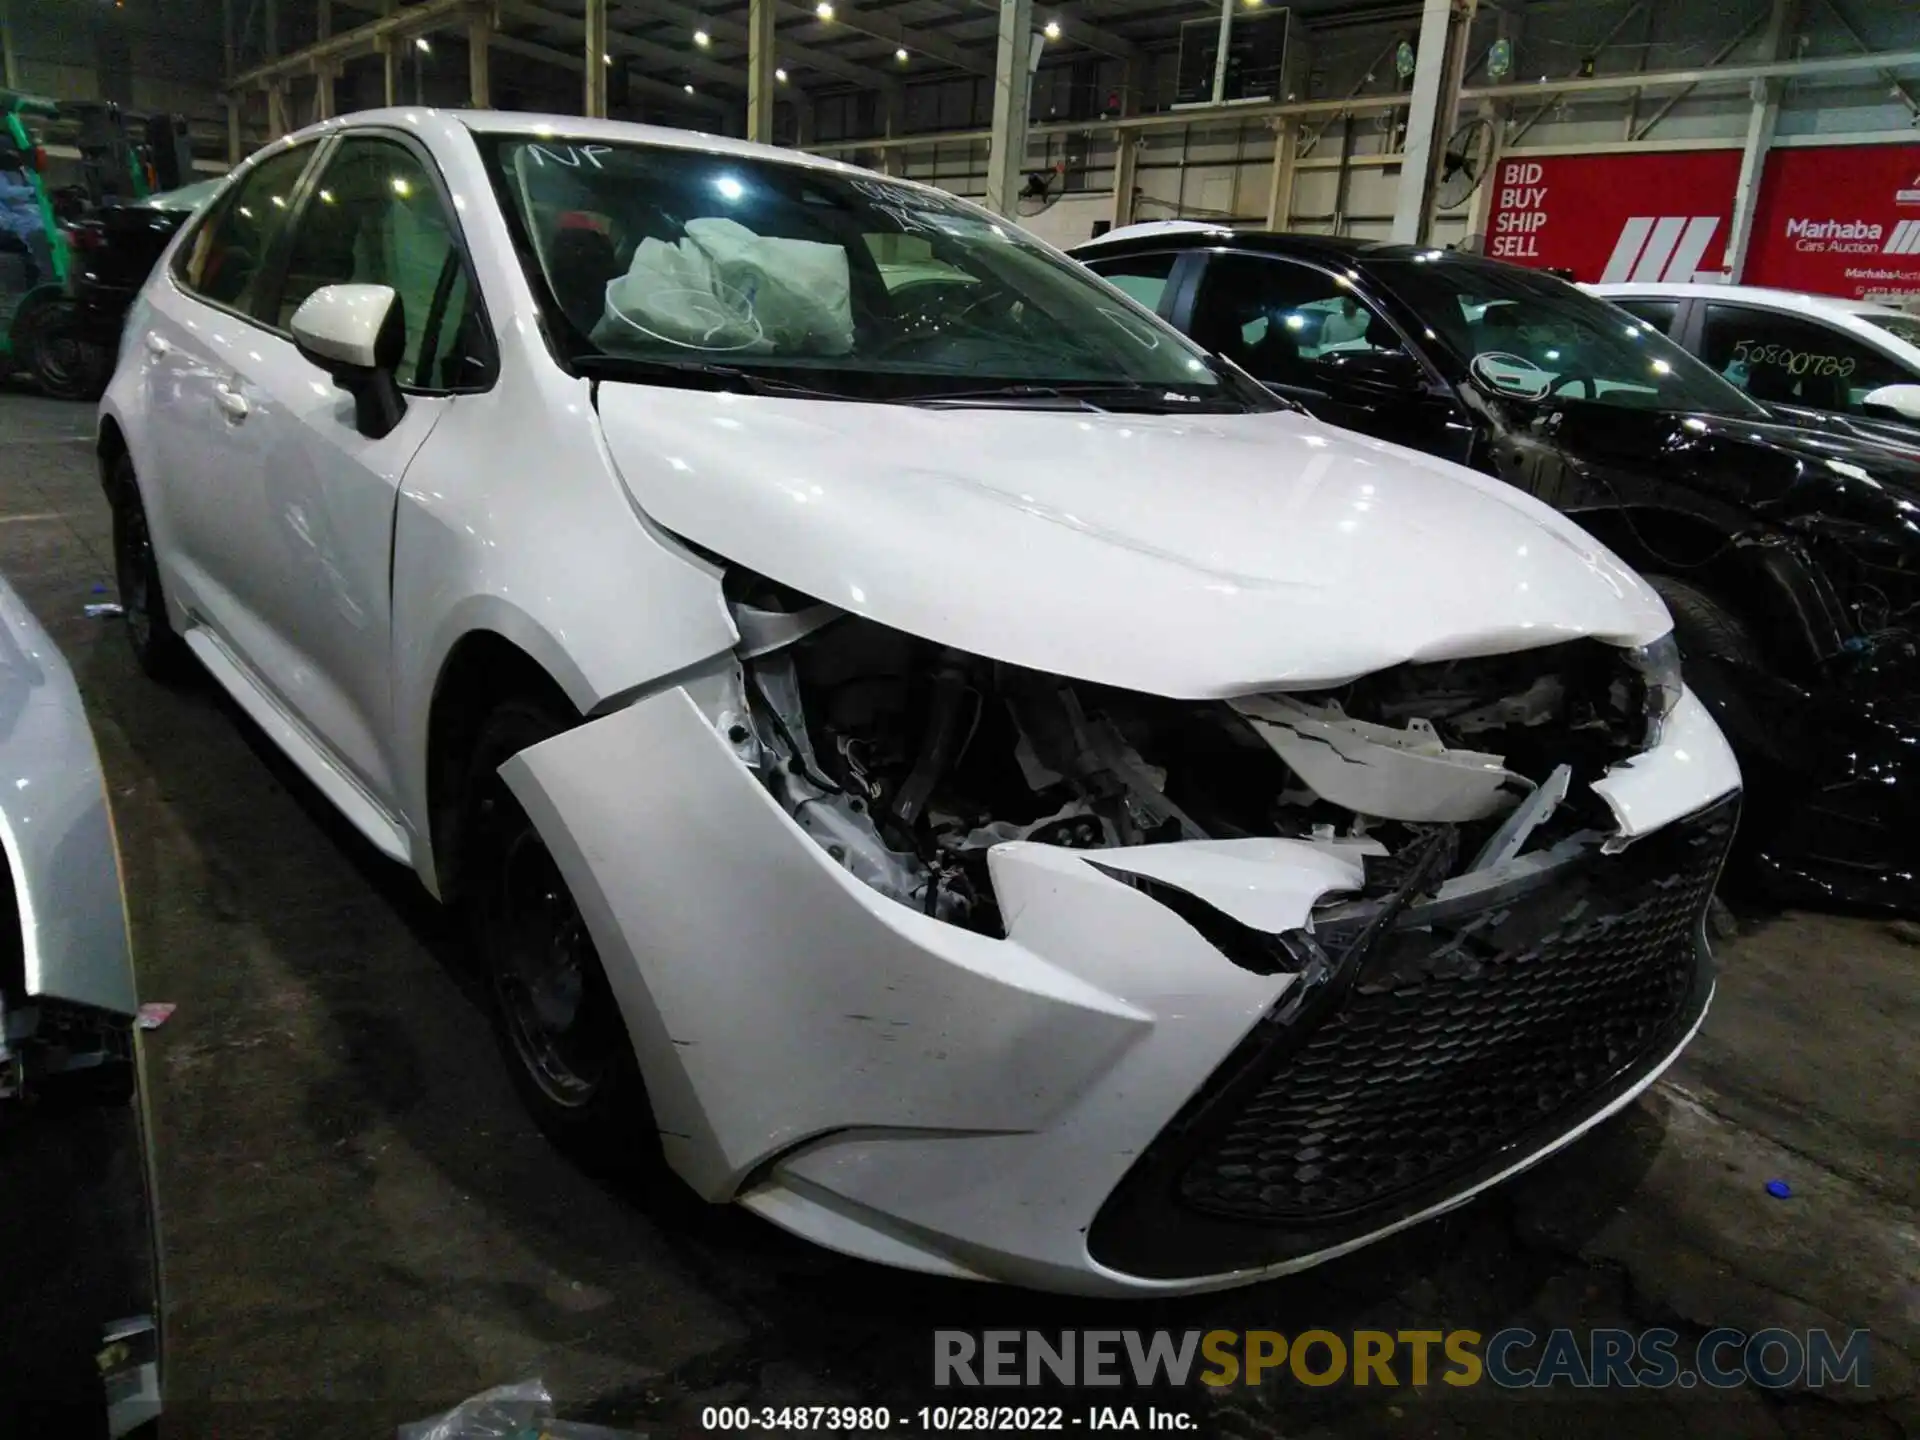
867 284 1021 360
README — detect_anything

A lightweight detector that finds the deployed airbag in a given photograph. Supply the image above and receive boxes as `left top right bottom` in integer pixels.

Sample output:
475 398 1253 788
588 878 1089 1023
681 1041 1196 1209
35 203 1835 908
596 216 854 356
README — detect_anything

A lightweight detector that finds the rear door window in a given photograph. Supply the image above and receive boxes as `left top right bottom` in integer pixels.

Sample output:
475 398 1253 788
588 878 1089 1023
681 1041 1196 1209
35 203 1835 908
1700 304 1910 414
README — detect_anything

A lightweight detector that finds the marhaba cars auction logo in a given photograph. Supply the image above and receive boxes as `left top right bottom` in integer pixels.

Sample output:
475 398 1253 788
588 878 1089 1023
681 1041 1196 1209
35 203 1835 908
933 1328 1874 1392
1599 216 1722 282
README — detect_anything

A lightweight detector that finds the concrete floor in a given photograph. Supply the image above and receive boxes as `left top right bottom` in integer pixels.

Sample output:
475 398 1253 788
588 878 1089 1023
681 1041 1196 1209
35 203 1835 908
1 388 1915 1439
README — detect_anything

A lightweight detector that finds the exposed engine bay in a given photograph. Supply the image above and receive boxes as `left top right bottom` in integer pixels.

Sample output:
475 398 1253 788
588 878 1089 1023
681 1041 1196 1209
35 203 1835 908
718 574 1666 937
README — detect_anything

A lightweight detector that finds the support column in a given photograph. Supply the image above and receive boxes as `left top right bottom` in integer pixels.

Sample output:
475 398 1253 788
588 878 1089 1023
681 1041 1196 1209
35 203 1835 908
222 0 239 161
983 0 1034 218
1112 134 1139 229
746 0 777 143
1390 0 1472 244
3 0 19 90
1263 117 1296 230
313 0 335 119
880 83 904 175
266 82 289 139
469 4 493 107
794 94 814 147
379 37 397 105
1726 0 1797 282
584 0 609 117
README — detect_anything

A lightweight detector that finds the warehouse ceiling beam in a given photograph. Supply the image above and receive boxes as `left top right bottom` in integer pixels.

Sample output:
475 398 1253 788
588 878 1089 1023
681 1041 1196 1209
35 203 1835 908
489 31 730 112
498 0 748 89
1503 0 1646 150
780 1 994 78
228 0 481 88
1819 0 1920 119
923 0 1138 61
805 45 1920 154
1627 5 1768 142
609 0 893 89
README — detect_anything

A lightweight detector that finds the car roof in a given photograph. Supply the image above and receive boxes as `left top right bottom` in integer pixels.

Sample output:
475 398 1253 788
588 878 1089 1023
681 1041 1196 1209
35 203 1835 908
1586 280 1914 322
263 106 886 183
1070 226 1466 268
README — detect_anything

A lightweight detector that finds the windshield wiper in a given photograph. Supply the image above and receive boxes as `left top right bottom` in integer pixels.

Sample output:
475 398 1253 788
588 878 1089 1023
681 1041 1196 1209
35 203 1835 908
572 354 846 399
910 380 1249 413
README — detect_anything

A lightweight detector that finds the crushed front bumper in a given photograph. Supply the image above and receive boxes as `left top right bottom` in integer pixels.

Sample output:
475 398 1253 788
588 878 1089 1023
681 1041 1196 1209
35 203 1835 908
504 684 1740 1295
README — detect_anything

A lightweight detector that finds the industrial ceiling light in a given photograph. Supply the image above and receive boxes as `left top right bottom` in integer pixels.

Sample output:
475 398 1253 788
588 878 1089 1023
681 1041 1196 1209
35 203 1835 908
414 36 432 53
895 47 909 62
776 66 790 81
693 28 711 45
815 1 834 18
1043 20 1061 39
602 52 612 64
685 83 696 92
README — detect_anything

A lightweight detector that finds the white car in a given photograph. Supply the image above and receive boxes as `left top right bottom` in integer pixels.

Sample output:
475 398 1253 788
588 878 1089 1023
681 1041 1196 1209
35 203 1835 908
98 109 1741 1297
1586 281 1920 431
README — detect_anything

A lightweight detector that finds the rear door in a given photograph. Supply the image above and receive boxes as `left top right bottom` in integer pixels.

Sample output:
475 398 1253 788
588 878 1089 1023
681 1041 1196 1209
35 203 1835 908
141 140 320 631
192 128 494 812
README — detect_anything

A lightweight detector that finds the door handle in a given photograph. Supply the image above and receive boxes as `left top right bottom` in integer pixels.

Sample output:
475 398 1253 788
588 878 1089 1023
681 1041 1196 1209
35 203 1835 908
215 384 249 421
143 332 170 358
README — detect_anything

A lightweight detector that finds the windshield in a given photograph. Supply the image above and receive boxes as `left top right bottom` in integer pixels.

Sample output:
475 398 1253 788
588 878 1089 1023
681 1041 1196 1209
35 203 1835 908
479 135 1249 407
1374 260 1767 418
1859 311 1920 351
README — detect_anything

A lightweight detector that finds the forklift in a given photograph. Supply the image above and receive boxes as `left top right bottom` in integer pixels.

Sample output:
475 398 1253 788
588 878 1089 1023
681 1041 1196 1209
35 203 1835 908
0 89 180 400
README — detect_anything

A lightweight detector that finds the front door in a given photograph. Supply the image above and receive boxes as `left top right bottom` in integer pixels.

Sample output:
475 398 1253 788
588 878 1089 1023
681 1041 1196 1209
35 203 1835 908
188 130 490 812
1176 251 1473 462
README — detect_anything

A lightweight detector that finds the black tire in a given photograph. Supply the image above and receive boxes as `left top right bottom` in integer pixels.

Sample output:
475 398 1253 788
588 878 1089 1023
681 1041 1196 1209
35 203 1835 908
24 299 111 401
1644 573 1764 668
457 697 658 1173
110 458 190 681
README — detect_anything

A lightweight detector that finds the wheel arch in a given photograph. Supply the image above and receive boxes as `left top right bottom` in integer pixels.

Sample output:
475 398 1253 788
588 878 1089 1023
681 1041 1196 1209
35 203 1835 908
419 622 585 903
1566 502 1845 678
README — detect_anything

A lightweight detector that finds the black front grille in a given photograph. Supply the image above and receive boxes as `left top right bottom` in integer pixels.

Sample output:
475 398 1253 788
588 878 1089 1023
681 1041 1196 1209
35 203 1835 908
1089 793 1735 1279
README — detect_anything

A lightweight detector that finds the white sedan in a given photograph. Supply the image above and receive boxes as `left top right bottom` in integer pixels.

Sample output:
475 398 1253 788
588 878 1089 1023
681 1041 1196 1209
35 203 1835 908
98 108 1740 1296
1587 280 1920 430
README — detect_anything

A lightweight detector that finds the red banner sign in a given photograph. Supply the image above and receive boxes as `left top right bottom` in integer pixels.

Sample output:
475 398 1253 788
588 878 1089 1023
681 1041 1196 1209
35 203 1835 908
1744 143 1920 300
1482 150 1741 282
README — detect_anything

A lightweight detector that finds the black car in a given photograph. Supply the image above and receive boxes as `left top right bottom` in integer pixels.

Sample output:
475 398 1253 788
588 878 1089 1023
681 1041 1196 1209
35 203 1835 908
40 176 219 400
1072 226 1920 912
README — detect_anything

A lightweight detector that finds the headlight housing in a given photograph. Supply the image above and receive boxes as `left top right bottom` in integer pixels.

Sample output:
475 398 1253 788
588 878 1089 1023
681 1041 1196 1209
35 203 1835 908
1623 632 1683 749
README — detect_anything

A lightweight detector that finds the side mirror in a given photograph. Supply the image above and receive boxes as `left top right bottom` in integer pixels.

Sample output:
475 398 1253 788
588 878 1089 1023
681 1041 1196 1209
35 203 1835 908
290 283 407 439
1319 346 1422 388
1861 382 1920 424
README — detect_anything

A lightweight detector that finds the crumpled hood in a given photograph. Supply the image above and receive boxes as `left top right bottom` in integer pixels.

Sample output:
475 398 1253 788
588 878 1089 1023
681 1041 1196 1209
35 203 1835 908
596 386 1669 697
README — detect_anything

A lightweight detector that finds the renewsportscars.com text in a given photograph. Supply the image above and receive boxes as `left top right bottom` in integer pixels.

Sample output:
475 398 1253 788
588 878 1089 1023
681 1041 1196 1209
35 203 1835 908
933 1328 1873 1391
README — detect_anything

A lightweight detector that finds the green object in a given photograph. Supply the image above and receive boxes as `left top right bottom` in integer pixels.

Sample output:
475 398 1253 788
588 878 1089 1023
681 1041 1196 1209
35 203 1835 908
1395 40 1417 80
1488 37 1513 82
0 87 71 362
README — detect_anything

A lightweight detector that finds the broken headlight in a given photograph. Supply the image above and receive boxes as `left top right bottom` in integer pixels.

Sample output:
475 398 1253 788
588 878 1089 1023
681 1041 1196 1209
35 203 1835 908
1623 633 1683 749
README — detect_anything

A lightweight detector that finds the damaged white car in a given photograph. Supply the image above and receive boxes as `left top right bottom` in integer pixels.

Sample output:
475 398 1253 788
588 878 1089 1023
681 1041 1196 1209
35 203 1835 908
98 109 1741 1296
